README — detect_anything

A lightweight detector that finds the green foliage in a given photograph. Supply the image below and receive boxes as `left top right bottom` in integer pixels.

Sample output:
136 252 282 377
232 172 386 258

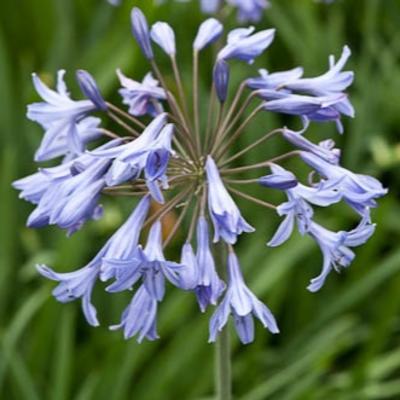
0 0 399 399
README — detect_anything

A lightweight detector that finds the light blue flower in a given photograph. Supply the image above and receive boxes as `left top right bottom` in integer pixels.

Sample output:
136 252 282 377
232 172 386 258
36 116 101 162
193 18 223 51
206 156 255 244
117 69 166 117
282 127 341 165
209 250 279 344
27 70 97 158
102 220 187 300
179 242 200 290
300 151 388 217
195 216 226 311
261 90 346 132
110 285 159 342
285 46 354 118
91 113 169 189
151 22 176 56
217 26 275 64
138 221 184 300
37 195 151 326
26 158 110 234
37 262 101 326
264 164 342 247
307 219 375 292
247 67 304 91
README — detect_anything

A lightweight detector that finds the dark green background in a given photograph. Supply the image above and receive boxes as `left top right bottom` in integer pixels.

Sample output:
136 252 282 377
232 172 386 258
1 0 400 399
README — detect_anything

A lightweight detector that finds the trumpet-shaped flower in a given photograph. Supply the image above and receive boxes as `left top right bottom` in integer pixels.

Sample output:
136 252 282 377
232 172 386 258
195 216 226 311
110 285 159 342
217 26 275 64
209 251 279 344
117 69 166 117
27 70 97 158
206 156 254 244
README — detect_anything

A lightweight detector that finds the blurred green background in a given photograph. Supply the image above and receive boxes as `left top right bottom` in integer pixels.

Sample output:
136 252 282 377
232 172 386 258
1 0 400 399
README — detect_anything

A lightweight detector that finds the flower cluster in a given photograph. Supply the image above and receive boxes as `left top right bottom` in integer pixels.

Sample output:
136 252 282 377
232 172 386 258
14 7 386 344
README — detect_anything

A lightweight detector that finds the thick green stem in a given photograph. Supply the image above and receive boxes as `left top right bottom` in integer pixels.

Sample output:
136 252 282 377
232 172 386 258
215 326 232 400
214 243 232 400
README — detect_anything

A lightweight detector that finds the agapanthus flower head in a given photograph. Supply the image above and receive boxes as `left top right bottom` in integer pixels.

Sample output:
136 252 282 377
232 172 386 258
15 8 385 345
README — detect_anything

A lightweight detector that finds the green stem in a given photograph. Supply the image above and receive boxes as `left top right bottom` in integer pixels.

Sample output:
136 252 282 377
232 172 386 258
216 326 232 400
214 243 232 400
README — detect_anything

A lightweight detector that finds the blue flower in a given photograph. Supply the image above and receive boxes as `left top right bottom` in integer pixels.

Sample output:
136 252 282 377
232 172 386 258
307 219 375 292
263 164 342 246
300 151 388 217
26 158 110 234
217 26 275 64
206 156 254 244
37 262 101 326
144 123 175 204
110 285 159 342
117 69 166 117
179 242 200 290
137 221 184 301
151 22 176 56
91 113 168 188
36 116 101 162
261 90 346 130
227 0 271 23
247 67 304 91
195 216 226 311
27 70 97 158
193 18 223 51
102 219 187 300
209 250 279 344
285 46 354 118
37 195 151 326
282 127 341 164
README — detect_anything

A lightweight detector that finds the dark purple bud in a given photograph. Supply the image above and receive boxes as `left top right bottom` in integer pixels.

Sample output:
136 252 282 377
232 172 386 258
213 59 230 103
76 70 107 111
131 7 154 60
